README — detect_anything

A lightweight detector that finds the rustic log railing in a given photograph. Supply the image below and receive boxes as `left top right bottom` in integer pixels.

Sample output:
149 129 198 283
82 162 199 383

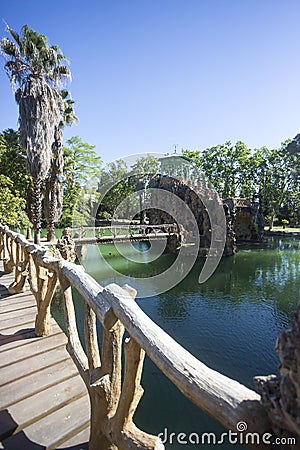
0 223 286 449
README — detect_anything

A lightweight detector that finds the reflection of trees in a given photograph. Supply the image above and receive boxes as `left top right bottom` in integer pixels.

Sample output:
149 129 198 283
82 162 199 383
76 238 299 324
198 239 300 320
157 291 190 321
155 238 299 322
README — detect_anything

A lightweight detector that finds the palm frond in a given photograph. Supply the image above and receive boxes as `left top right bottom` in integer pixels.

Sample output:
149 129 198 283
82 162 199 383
54 65 71 77
60 89 69 99
6 25 21 47
0 37 20 58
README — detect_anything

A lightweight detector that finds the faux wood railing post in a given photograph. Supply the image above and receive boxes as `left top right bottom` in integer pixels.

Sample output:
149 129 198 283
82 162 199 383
58 272 114 448
28 253 58 336
112 337 153 448
84 302 101 371
3 230 9 262
3 234 15 273
59 272 89 379
57 271 163 450
86 284 163 450
8 243 29 294
0 229 4 259
88 315 124 450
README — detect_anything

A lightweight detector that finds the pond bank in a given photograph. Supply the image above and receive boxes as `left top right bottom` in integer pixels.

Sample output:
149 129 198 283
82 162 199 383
264 230 300 237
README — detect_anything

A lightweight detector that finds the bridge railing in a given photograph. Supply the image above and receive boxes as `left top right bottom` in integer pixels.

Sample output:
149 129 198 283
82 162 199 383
69 223 178 238
0 224 271 449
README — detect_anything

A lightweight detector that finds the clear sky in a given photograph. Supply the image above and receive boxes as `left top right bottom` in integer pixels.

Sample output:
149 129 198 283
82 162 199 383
1 0 300 162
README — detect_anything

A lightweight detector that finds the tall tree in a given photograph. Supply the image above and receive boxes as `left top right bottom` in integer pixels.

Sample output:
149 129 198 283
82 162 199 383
130 155 159 223
45 90 77 241
259 141 299 230
58 136 102 227
183 141 253 198
183 140 300 228
97 160 134 220
0 24 71 243
63 136 102 186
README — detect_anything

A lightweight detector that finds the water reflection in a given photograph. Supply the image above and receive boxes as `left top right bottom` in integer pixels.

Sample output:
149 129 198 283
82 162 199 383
78 236 300 378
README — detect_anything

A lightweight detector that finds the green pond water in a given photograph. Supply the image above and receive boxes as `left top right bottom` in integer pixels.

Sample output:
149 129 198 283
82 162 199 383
51 237 300 449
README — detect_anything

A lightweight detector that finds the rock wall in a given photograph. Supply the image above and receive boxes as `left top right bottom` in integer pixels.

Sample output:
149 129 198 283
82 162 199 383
149 176 237 257
223 199 265 242
254 303 300 446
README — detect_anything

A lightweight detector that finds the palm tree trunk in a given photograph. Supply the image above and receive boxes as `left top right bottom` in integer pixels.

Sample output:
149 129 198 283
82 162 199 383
45 173 64 242
32 178 42 245
46 174 63 242
47 223 55 242
45 127 64 242
47 175 56 242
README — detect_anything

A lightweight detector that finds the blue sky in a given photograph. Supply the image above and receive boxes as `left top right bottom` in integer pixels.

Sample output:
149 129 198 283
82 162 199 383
1 0 300 162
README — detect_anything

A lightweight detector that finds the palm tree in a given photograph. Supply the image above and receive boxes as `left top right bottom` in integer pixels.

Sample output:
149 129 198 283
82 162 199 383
0 24 71 244
45 90 78 241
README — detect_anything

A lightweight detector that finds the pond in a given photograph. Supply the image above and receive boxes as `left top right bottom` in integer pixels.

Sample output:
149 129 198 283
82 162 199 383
51 236 300 449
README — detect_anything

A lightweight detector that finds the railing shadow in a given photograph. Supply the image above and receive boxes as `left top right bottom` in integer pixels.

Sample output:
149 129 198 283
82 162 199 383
0 409 88 449
0 280 37 347
0 283 11 300
0 328 36 347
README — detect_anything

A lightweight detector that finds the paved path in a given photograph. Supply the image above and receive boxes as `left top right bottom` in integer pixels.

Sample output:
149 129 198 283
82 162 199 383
0 261 90 449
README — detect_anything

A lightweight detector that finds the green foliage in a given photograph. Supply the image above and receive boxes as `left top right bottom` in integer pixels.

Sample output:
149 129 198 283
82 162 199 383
0 175 31 228
130 155 160 223
0 129 30 199
183 141 252 198
97 155 159 221
63 136 102 186
58 136 102 227
0 129 31 228
130 155 159 179
183 139 300 227
252 140 299 228
282 219 289 229
97 160 135 220
0 131 101 229
57 183 81 228
59 90 78 128
100 211 112 220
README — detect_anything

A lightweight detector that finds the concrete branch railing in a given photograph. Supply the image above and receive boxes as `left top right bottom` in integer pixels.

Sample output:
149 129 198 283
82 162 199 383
69 223 178 237
0 224 272 449
67 224 180 248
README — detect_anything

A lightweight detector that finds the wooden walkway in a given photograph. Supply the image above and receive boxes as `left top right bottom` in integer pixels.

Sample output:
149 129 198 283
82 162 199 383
0 261 90 449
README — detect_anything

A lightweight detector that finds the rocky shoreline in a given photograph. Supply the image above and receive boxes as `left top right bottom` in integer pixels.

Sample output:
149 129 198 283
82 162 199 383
264 230 300 237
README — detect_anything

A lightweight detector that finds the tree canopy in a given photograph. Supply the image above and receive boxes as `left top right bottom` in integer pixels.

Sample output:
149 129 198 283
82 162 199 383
0 175 30 228
183 139 300 228
0 129 30 199
0 130 102 229
58 136 103 227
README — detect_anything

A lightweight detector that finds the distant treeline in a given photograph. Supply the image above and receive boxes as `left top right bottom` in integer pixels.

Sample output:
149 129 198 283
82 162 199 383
0 130 299 231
